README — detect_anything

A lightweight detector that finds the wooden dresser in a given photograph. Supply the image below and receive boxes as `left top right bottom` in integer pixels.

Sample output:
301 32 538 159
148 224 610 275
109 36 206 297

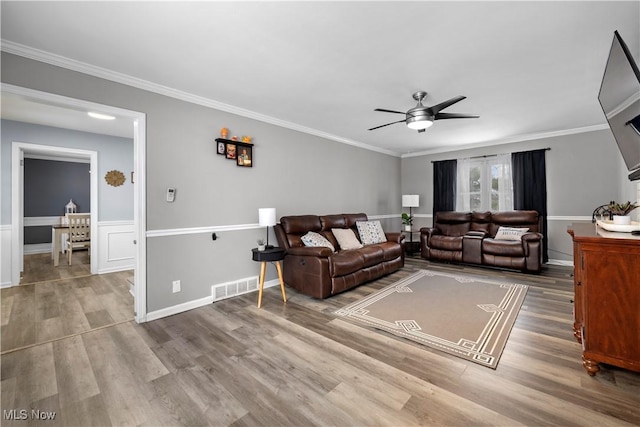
567 223 640 376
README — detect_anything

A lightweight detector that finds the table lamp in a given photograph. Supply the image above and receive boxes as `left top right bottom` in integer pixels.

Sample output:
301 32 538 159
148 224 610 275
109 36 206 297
258 208 276 249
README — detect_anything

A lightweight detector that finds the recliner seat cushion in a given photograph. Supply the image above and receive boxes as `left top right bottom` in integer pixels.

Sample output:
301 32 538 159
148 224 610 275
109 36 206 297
430 235 463 251
482 238 525 256
374 241 403 261
329 251 364 277
358 245 385 267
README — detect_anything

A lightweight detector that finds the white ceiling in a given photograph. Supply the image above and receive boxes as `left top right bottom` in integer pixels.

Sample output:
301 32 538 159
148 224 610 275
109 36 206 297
1 91 135 138
1 1 639 156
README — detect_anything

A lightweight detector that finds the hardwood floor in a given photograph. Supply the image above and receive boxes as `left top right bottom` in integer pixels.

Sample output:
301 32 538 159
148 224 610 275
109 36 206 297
2 257 639 426
21 251 92 285
1 268 134 354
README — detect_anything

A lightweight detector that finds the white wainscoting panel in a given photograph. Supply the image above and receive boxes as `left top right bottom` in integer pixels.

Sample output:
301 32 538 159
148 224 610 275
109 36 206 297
1 226 12 288
98 221 135 274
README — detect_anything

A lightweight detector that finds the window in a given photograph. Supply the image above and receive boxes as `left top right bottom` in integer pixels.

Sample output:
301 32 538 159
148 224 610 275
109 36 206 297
456 153 513 212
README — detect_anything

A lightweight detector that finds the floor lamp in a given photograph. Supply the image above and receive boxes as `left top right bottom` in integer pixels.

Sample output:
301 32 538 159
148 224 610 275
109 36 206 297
402 195 419 253
258 208 276 249
402 195 420 229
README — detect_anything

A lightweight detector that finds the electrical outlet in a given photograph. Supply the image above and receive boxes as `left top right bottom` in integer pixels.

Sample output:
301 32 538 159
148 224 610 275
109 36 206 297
172 280 181 293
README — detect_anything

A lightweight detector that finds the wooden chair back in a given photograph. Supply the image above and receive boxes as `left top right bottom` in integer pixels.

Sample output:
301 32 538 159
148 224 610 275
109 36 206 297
67 213 91 243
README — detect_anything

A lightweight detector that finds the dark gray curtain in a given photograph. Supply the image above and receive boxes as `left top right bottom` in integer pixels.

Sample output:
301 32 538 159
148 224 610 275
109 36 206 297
512 149 548 262
433 159 457 219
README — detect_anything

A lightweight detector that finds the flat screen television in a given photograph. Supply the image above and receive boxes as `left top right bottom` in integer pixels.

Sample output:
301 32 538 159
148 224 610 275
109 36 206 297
598 30 640 181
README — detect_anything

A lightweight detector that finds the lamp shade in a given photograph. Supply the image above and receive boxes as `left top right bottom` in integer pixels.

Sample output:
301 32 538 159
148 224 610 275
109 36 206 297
402 195 420 208
258 208 276 227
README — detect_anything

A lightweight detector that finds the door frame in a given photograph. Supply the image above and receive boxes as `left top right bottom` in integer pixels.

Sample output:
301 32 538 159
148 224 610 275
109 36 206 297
12 142 98 276
4 83 148 323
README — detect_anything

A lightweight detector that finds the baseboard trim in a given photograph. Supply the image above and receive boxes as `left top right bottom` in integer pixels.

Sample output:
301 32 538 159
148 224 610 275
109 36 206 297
98 266 134 275
145 278 280 322
146 295 214 322
24 243 51 254
546 259 574 267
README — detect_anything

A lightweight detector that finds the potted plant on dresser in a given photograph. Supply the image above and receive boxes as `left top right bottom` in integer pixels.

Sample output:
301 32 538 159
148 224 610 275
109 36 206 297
608 201 639 225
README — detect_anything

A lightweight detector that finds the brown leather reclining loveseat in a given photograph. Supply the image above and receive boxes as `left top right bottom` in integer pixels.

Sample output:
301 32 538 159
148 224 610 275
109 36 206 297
421 210 543 273
274 213 405 299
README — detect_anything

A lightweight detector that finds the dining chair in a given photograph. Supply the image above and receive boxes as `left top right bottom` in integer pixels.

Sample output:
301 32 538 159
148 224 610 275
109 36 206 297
66 213 91 265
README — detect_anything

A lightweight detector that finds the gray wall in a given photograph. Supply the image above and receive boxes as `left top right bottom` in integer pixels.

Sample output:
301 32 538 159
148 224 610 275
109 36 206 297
401 129 638 261
1 119 134 223
1 52 402 312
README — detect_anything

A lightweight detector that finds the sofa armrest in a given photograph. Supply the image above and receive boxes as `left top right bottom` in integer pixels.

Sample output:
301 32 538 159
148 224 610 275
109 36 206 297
385 232 405 244
420 227 440 258
522 232 542 243
466 231 488 238
420 227 441 242
519 232 542 257
521 232 543 272
286 246 334 258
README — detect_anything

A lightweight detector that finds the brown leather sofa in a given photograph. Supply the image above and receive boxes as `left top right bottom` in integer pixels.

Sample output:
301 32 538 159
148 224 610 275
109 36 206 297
421 210 543 273
274 213 405 299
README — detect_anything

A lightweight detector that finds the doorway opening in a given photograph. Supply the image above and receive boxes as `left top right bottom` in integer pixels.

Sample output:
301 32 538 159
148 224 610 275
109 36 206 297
13 143 98 278
3 83 147 323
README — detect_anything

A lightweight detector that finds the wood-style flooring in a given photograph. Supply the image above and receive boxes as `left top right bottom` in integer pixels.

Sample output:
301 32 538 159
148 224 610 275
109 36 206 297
1 257 639 426
21 251 92 285
1 255 134 354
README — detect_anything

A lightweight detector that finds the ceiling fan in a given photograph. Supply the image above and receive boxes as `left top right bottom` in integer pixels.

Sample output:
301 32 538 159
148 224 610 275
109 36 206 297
369 91 479 133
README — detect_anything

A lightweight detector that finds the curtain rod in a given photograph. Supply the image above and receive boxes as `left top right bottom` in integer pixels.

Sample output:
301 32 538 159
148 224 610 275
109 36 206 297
431 147 550 163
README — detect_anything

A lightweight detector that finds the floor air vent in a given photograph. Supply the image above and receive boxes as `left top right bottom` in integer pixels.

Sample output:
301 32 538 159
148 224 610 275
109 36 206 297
212 276 259 302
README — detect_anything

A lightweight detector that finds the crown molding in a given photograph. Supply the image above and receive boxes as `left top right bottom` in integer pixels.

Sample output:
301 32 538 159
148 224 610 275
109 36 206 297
2 40 610 160
1 40 400 158
401 124 609 159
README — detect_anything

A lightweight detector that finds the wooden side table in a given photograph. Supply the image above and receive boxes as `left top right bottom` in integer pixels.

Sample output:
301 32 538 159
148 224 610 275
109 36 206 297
251 247 287 308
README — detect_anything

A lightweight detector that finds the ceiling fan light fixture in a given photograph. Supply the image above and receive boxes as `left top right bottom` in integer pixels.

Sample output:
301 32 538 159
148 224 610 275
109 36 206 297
406 116 434 130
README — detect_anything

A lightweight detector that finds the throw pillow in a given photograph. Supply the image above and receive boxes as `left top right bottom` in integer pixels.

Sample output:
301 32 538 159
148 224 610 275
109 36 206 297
332 228 363 250
301 231 335 252
494 226 529 241
356 220 388 245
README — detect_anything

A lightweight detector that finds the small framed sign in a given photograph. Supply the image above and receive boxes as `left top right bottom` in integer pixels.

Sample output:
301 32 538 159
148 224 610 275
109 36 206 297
225 142 237 160
237 144 252 167
216 140 226 155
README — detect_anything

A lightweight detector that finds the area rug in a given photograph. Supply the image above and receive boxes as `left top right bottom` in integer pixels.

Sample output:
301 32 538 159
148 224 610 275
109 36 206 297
334 269 528 368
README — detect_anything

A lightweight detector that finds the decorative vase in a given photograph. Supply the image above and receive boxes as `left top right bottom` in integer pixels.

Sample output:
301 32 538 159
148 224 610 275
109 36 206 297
613 215 631 225
257 244 266 251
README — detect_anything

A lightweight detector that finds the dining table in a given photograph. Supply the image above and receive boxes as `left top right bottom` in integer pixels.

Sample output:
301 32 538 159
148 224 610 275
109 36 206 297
51 224 69 267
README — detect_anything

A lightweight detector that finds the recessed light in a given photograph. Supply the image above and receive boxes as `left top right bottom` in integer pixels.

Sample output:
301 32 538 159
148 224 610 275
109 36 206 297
88 112 116 120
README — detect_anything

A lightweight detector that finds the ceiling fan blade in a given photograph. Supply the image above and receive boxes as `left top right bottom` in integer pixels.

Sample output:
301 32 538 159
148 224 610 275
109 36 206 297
368 119 406 131
434 112 480 120
427 96 466 114
374 108 406 115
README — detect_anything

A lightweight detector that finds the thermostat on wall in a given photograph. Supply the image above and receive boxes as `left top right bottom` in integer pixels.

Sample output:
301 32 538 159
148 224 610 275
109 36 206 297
166 187 176 202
